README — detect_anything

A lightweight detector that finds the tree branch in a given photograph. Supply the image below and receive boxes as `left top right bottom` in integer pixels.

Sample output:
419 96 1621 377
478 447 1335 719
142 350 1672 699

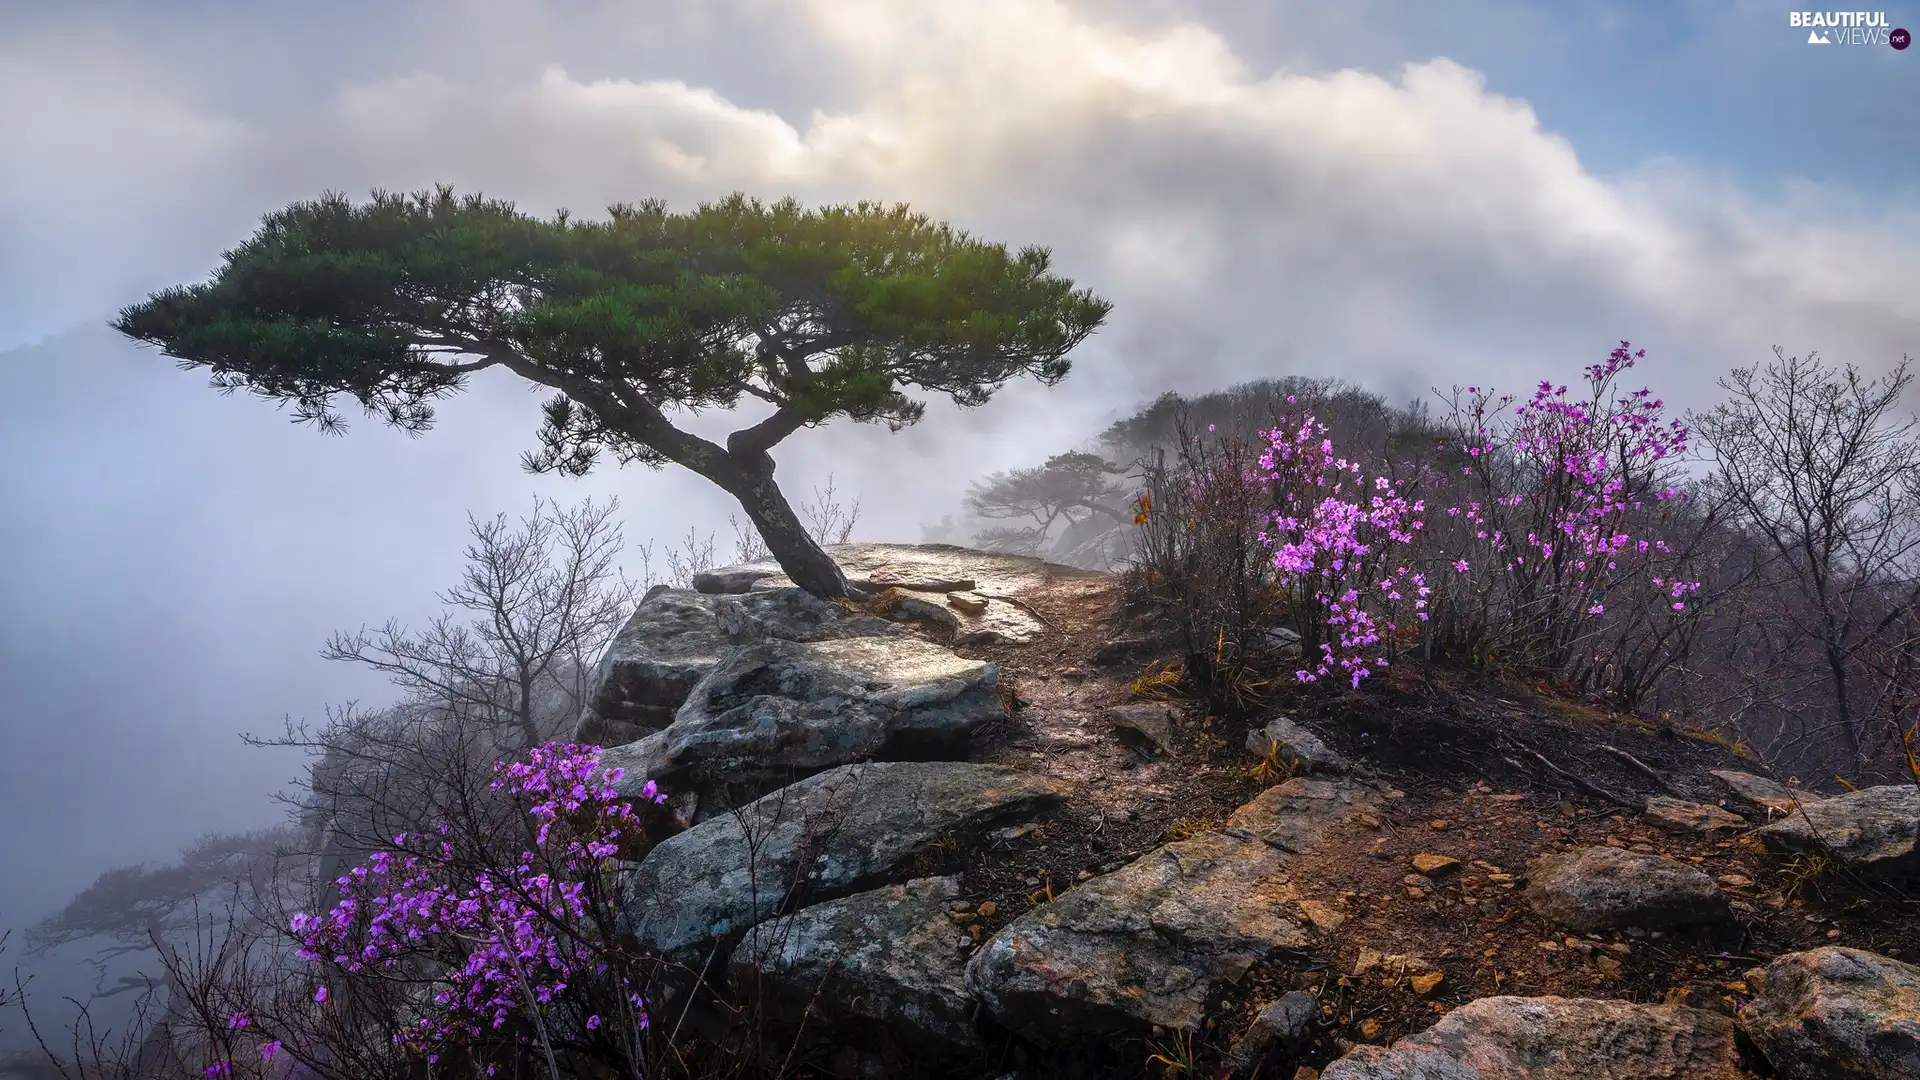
727 406 811 459
477 339 742 481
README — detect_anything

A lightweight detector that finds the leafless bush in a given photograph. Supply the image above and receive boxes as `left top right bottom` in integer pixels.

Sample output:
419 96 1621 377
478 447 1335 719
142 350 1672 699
799 474 861 550
1125 417 1298 711
637 527 720 590
4 958 168 1080
1690 350 1920 776
727 514 770 565
322 496 641 751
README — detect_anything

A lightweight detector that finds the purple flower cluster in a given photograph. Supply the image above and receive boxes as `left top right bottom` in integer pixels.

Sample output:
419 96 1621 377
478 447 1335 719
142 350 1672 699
283 743 667 1065
1253 345 1701 685
1444 344 1699 625
1256 399 1427 688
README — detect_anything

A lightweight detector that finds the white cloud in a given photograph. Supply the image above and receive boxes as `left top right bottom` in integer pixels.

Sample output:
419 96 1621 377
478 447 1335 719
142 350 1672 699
7 0 1914 530
0 30 249 344
3 0 1918 528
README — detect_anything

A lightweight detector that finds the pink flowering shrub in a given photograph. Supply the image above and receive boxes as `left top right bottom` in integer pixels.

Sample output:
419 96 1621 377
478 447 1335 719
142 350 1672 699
1421 343 1703 682
1201 342 1708 698
196 744 669 1077
1255 402 1428 688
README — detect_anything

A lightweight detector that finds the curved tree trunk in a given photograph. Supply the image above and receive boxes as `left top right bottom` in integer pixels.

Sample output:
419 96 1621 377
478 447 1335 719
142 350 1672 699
579 389 853 599
714 456 852 599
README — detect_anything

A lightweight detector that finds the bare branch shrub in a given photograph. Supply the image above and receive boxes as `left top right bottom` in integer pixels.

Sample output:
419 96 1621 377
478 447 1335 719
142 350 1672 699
656 527 722 590
1691 350 1920 773
727 514 771 565
321 496 641 750
799 474 861 548
1127 419 1287 710
728 472 862 565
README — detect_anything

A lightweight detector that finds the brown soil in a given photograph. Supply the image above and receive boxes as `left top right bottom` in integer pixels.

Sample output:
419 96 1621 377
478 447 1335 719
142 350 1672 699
916 573 1920 1079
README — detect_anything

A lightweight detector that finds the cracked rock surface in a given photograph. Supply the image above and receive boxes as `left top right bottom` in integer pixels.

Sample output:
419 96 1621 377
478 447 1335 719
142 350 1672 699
966 778 1393 1039
1320 995 1745 1079
618 761 1065 958
731 876 986 1055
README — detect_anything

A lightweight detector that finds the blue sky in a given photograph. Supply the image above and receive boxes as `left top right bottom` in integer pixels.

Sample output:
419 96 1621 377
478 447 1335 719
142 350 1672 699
0 0 1915 1030
1199 0 1917 194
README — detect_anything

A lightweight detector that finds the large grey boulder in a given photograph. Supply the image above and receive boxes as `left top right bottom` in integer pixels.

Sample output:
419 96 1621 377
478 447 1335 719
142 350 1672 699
606 634 1002 815
1755 784 1920 881
572 589 731 748
966 777 1390 1040
618 762 1065 959
731 876 984 1055
1525 846 1731 934
573 586 901 748
967 831 1308 1040
1740 947 1920 1079
1320 996 1745 1079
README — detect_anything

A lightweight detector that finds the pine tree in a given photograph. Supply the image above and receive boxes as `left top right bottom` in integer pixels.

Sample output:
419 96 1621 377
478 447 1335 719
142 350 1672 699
115 187 1111 597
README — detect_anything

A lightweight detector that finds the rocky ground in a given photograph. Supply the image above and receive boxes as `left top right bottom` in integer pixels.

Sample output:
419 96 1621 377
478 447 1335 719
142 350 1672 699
585 544 1920 1080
